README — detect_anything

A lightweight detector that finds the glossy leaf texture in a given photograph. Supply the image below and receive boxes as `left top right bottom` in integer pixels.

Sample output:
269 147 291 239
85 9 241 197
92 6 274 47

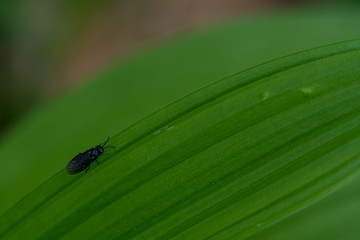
1 40 360 240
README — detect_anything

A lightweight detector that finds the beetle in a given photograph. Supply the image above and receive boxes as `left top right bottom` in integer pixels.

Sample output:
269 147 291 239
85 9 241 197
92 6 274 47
66 136 115 174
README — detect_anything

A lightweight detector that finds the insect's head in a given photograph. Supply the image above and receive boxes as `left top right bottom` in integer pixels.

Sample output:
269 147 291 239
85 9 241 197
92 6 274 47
96 145 104 153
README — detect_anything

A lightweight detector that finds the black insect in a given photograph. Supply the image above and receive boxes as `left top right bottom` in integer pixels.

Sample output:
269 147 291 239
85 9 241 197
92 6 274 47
66 136 115 174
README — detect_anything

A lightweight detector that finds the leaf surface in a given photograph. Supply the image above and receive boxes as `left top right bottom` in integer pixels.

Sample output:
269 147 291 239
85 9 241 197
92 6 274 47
1 40 360 240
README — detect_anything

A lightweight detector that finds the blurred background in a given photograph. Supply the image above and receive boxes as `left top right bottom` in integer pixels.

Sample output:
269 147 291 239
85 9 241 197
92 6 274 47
0 0 342 137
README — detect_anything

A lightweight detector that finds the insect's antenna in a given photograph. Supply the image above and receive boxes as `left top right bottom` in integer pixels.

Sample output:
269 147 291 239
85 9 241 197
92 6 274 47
104 146 115 149
102 136 110 147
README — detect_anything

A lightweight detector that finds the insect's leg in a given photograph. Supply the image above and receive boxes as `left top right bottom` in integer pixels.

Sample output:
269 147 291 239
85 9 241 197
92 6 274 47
85 165 91 173
96 159 99 165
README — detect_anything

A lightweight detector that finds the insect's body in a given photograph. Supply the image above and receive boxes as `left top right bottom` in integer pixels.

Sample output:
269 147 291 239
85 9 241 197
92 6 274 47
66 137 114 174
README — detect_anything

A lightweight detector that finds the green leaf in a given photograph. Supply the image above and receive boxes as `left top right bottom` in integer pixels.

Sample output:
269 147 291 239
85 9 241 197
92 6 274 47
1 39 360 240
2 6 360 217
248 157 360 240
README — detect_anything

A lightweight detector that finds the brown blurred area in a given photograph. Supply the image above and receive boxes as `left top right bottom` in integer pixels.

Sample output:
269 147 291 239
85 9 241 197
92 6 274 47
0 0 327 134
